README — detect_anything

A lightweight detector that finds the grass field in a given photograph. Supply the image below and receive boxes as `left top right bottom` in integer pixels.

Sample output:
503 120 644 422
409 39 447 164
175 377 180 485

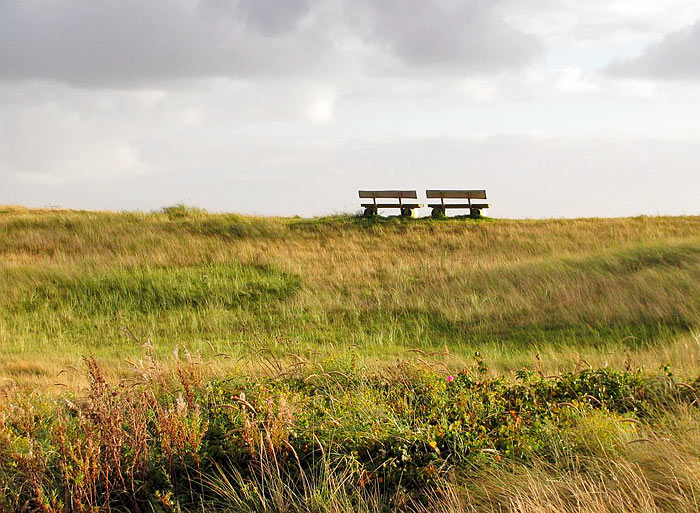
1 206 699 511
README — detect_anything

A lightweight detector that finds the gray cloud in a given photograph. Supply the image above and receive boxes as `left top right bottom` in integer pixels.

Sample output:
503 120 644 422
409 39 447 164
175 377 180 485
0 0 330 87
199 0 312 36
0 0 539 88
357 0 540 71
607 20 700 79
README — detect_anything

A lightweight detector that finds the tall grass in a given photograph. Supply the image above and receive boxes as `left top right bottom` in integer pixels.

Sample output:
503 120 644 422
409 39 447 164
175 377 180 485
1 207 699 388
1 206 700 511
0 346 698 512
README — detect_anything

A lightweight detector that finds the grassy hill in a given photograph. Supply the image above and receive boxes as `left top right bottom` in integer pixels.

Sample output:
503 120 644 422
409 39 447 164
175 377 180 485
2 206 699 386
1 206 700 512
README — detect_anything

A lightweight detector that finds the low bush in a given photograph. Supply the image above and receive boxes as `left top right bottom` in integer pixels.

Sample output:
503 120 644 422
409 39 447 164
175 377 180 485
0 349 697 512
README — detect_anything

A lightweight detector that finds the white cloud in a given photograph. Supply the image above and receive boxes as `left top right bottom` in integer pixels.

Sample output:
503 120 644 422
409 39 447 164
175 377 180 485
511 0 700 47
305 92 337 123
607 20 700 79
4 128 700 217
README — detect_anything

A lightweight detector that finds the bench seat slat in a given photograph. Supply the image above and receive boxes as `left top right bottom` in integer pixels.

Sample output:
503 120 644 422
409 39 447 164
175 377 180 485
428 203 490 209
361 203 422 208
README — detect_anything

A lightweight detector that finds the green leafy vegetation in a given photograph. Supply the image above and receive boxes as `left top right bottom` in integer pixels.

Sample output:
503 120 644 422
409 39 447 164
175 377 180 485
1 350 698 512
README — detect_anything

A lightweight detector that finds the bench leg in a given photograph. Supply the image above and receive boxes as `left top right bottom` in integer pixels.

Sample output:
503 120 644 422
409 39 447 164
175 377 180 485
400 207 414 218
431 207 446 219
469 208 481 219
363 207 377 217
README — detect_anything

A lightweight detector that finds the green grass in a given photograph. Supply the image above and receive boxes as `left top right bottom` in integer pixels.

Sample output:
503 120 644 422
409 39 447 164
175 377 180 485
1 207 699 386
1 206 700 511
1 351 699 512
11 262 298 314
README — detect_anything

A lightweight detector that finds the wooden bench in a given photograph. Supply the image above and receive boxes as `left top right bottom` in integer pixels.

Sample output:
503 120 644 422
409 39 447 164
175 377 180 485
426 190 490 218
359 190 423 217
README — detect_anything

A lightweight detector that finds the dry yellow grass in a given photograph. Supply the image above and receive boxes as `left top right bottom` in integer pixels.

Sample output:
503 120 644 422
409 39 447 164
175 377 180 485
1 206 699 390
1 206 699 512
418 404 700 513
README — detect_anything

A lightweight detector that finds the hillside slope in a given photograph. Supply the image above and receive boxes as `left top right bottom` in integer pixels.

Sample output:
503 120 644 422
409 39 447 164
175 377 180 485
1 206 699 386
2 206 700 512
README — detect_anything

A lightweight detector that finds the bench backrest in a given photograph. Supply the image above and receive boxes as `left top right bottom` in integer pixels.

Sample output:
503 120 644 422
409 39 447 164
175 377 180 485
426 190 487 200
359 190 418 199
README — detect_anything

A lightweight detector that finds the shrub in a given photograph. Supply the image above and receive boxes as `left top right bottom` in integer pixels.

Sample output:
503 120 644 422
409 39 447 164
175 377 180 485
0 353 696 511
161 203 208 220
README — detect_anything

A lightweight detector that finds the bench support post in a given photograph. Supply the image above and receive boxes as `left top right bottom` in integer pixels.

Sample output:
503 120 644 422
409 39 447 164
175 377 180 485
363 194 378 217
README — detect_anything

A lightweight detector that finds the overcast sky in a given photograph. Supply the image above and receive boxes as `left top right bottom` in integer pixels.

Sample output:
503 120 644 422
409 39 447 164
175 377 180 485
1 0 699 218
